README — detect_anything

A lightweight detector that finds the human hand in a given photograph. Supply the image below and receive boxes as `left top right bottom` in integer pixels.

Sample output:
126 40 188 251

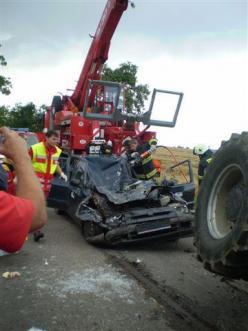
131 152 139 159
60 172 68 182
0 127 29 164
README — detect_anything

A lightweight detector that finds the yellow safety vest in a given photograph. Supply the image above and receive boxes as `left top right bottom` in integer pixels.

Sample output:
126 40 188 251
135 152 158 180
31 142 61 175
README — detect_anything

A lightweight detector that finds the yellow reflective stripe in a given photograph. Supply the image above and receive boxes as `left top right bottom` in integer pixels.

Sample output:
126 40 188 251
36 155 47 159
136 173 146 179
145 168 158 179
136 168 157 179
2 163 10 172
31 142 62 174
142 155 152 165
206 158 212 164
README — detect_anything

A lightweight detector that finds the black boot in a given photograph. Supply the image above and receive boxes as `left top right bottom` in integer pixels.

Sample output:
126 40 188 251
33 231 44 242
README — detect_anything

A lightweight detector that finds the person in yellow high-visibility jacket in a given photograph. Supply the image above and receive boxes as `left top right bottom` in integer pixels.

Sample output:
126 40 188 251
29 129 67 241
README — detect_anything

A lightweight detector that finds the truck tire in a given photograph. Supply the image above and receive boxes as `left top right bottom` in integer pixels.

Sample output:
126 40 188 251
195 132 248 280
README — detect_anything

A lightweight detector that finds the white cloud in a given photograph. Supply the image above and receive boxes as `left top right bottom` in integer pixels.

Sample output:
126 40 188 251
108 39 247 148
141 51 248 149
0 33 13 42
1 35 247 149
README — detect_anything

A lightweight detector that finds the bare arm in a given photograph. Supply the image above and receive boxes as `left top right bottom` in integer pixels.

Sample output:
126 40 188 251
56 164 63 176
0 127 47 232
56 163 67 181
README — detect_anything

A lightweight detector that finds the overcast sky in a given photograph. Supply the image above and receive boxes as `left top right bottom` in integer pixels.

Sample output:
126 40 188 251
0 0 247 148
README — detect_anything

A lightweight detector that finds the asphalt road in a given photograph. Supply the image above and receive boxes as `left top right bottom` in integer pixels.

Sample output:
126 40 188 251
0 208 248 331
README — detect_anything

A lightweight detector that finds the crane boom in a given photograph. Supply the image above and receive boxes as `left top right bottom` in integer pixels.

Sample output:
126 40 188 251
71 0 128 110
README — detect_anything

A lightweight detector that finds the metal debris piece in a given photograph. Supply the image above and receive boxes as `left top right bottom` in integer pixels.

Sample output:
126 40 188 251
0 250 10 256
2 271 21 279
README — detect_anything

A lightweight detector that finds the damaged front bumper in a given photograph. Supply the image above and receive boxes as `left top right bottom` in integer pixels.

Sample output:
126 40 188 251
82 206 194 245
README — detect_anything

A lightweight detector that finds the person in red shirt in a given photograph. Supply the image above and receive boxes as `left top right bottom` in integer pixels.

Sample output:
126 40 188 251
0 127 47 253
29 129 67 242
0 192 34 252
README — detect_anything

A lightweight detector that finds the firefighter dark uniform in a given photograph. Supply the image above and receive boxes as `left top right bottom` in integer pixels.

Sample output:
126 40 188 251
193 145 213 185
101 141 113 155
198 149 213 185
133 139 159 180
149 138 161 176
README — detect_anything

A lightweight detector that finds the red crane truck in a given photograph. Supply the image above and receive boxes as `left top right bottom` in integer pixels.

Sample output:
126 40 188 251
44 0 183 155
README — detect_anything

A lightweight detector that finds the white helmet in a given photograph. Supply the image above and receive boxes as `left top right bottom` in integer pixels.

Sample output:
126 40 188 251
0 154 5 163
193 144 208 156
107 140 112 147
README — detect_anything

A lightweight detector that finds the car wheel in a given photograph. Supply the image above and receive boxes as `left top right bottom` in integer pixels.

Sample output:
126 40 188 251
83 222 104 242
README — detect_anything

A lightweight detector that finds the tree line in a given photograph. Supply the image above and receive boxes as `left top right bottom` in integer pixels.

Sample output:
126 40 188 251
0 103 46 132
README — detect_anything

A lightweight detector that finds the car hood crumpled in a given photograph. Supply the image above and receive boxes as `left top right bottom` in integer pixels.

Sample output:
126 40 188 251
72 155 156 205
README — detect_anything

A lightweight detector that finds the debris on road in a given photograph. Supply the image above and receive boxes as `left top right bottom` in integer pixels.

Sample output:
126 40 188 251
2 271 21 279
0 250 10 256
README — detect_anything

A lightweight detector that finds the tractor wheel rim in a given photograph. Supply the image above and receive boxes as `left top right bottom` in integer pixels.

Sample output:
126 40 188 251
207 163 244 240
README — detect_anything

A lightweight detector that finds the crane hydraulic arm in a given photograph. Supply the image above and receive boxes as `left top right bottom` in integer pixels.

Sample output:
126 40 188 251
45 0 129 152
71 0 128 110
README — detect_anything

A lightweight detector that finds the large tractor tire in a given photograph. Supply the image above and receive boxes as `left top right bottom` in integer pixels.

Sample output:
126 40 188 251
195 132 248 280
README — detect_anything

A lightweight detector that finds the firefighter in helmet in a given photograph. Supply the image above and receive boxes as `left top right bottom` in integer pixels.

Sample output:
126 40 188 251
147 138 161 176
128 138 159 180
121 137 132 159
193 144 213 185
